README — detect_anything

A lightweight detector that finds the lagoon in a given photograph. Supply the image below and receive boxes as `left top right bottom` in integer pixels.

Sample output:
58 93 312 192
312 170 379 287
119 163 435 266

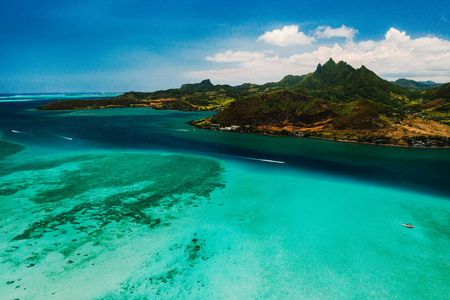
1 96 449 299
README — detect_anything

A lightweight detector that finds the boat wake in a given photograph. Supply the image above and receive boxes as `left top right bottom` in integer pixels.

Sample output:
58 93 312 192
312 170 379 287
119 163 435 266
11 130 74 141
237 156 285 164
11 129 35 138
208 153 285 164
56 135 74 141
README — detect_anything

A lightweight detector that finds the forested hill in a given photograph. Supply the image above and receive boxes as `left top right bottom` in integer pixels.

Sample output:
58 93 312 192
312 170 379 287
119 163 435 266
38 58 449 113
37 59 450 146
391 78 441 90
190 88 450 147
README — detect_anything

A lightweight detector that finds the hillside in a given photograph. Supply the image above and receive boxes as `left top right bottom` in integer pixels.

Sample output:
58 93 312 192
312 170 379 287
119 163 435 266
288 59 418 107
38 79 257 111
38 59 449 113
412 83 450 125
37 59 450 146
190 90 450 147
36 98 151 110
392 78 441 90
205 90 389 131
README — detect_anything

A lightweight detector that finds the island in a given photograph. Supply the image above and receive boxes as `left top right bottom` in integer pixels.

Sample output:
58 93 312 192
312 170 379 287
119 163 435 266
38 59 450 147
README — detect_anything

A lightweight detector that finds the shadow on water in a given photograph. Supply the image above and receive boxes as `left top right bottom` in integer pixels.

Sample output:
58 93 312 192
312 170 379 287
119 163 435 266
156 133 450 199
1 101 450 199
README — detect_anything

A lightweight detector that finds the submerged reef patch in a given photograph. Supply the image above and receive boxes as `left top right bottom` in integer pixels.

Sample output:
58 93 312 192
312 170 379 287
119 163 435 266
0 140 24 160
0 153 224 265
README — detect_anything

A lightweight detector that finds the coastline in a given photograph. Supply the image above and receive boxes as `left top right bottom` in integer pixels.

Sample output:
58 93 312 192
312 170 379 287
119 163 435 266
32 102 450 149
189 124 450 149
306 135 450 149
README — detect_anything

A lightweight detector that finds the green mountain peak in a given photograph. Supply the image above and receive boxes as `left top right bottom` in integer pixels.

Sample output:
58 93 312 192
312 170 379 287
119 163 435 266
324 58 336 65
200 79 213 85
299 59 355 90
315 63 322 73
359 65 369 71
180 79 214 92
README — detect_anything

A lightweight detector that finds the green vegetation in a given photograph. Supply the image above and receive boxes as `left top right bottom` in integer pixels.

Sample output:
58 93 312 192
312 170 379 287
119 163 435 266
423 82 450 100
37 59 450 146
38 59 450 115
195 90 389 131
37 98 151 110
392 78 441 90
190 85 450 147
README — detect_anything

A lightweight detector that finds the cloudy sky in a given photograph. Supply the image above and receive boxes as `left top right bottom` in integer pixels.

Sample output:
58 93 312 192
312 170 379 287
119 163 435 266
1 0 449 93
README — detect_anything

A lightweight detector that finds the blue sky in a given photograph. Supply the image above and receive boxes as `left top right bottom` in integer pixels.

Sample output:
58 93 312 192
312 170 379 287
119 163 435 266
1 0 449 93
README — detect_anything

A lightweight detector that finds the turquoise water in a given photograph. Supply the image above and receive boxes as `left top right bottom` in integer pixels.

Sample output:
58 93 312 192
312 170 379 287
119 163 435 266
0 96 449 299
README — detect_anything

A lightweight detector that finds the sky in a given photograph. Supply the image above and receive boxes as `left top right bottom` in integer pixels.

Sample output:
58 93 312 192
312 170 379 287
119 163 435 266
0 0 449 93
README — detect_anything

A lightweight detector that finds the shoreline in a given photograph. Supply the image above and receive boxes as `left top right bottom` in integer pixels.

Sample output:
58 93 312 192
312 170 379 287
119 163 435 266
190 125 450 149
31 104 450 149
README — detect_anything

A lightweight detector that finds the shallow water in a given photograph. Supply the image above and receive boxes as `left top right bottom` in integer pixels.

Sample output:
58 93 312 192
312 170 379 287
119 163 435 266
0 96 449 299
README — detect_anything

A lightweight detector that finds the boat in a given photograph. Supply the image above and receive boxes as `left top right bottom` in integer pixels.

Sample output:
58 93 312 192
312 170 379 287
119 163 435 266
402 223 414 228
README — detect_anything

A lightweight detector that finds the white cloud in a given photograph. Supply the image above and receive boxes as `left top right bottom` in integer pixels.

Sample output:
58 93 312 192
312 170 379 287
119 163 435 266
206 50 270 62
257 25 316 46
314 25 358 40
186 28 450 84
